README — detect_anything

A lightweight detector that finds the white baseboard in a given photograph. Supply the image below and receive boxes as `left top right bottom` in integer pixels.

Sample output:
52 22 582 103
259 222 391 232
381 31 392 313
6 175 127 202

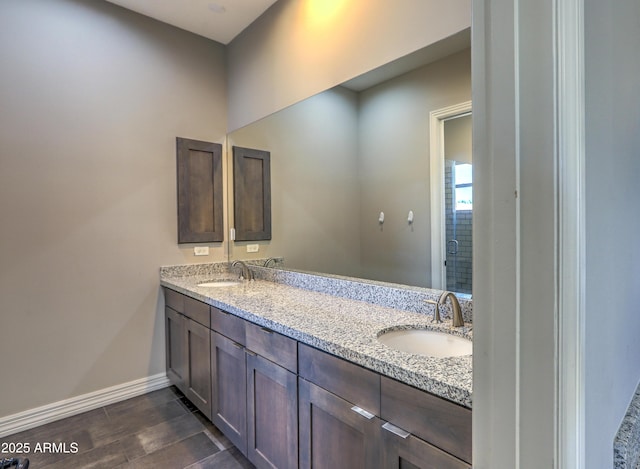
0 373 170 438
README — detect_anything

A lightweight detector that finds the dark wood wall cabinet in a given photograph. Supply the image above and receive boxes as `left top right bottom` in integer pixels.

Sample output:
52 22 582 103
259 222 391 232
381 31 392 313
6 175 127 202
176 137 224 243
232 146 271 241
164 288 472 469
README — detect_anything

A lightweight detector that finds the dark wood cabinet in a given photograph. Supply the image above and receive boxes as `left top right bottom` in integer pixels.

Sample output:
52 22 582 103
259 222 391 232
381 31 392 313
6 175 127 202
232 146 271 241
176 137 224 244
211 331 248 455
381 377 472 465
164 287 472 469
246 322 297 373
298 343 380 415
184 318 212 417
164 289 211 417
382 427 471 469
246 352 297 469
165 307 186 393
299 378 381 469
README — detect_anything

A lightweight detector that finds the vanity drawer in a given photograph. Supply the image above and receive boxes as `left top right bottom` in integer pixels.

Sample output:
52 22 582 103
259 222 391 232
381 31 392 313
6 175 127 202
211 306 246 345
164 288 184 313
298 343 380 416
380 376 472 464
183 295 210 328
245 322 297 373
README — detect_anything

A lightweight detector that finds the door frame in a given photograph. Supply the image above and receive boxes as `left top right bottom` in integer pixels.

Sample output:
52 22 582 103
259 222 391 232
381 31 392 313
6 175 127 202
429 101 472 290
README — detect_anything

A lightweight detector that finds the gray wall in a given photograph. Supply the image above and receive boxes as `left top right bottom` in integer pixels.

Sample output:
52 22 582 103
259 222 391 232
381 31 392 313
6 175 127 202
585 0 640 466
0 0 227 418
444 115 472 163
226 0 471 131
358 49 471 286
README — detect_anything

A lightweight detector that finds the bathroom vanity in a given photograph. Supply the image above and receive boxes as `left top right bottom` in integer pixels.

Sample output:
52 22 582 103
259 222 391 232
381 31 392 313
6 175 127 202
161 263 472 469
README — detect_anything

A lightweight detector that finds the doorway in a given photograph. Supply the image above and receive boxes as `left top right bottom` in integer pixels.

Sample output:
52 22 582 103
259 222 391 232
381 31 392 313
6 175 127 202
429 101 472 293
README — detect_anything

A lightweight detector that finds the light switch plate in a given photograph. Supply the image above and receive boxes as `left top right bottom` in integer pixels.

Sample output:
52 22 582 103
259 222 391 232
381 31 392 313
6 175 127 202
194 246 209 256
246 244 259 253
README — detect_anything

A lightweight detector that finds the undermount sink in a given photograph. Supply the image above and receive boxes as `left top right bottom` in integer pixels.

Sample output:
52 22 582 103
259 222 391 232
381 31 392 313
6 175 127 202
377 328 472 358
197 280 242 288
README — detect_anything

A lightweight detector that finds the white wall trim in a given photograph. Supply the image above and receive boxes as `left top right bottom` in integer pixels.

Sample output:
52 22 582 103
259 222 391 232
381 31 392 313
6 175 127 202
555 0 586 466
429 100 472 290
0 373 170 438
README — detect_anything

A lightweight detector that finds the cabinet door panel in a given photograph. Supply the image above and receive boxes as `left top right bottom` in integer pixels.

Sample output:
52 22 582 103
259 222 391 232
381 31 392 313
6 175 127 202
185 319 212 417
247 353 297 469
211 331 247 455
165 307 186 393
382 426 470 469
299 379 381 469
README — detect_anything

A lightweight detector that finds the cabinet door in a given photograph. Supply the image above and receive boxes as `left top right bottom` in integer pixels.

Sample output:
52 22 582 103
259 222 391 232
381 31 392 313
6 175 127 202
185 318 212 417
382 424 471 469
211 331 247 455
246 353 297 469
299 379 381 469
165 307 186 393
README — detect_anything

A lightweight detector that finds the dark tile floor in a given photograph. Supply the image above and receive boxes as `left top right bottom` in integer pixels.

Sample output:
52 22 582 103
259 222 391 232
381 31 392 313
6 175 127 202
0 386 254 469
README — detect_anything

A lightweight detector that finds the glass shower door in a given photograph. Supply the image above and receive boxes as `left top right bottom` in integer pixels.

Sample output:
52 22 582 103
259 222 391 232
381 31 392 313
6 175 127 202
444 160 472 294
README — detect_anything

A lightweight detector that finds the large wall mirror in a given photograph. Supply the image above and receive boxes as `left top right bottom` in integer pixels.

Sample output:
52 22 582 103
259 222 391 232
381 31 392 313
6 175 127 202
227 29 472 293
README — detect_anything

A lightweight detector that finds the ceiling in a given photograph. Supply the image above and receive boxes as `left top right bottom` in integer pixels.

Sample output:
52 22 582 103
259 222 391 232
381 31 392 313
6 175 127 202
104 0 279 44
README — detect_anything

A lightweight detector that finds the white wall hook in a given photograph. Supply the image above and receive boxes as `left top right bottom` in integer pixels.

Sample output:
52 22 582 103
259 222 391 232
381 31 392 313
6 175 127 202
378 212 385 224
408 210 414 224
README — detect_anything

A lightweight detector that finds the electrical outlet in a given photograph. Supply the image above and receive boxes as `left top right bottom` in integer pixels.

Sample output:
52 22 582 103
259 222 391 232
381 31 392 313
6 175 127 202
246 244 259 253
194 246 209 256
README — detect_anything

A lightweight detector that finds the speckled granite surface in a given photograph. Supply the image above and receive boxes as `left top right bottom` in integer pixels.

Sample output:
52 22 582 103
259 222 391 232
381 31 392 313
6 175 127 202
615 381 640 468
160 262 473 408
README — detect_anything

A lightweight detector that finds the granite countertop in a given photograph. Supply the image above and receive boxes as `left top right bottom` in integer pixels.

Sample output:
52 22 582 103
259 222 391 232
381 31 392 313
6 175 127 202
160 268 473 408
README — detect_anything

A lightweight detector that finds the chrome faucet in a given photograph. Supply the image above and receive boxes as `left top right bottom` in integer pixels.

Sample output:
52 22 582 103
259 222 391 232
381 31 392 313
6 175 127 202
439 291 464 327
231 260 253 281
263 257 277 267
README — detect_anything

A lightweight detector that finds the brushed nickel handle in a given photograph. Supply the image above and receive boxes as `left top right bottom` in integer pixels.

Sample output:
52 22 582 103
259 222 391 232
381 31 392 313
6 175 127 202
350 406 375 420
260 327 274 334
382 422 410 439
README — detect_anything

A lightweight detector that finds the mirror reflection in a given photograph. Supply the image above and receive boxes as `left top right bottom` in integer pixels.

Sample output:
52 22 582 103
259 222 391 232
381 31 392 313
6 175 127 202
227 31 471 292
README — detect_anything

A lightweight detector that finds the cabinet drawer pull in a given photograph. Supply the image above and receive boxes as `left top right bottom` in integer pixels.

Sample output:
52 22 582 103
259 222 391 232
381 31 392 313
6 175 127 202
350 406 375 420
246 351 257 357
260 327 274 334
382 422 410 439
231 341 243 349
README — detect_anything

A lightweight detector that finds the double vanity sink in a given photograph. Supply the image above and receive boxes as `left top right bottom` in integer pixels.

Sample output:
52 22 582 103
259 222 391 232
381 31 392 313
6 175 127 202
163 264 473 408
162 263 473 468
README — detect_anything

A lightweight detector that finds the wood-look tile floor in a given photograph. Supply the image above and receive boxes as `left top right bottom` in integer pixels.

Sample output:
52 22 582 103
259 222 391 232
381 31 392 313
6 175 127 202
1 386 255 469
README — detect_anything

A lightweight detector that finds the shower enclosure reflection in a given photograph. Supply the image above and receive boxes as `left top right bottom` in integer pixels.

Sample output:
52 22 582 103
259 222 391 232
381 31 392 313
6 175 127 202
443 114 472 295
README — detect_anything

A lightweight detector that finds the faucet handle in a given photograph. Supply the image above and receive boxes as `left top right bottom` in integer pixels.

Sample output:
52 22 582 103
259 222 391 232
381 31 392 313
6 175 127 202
425 300 442 323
